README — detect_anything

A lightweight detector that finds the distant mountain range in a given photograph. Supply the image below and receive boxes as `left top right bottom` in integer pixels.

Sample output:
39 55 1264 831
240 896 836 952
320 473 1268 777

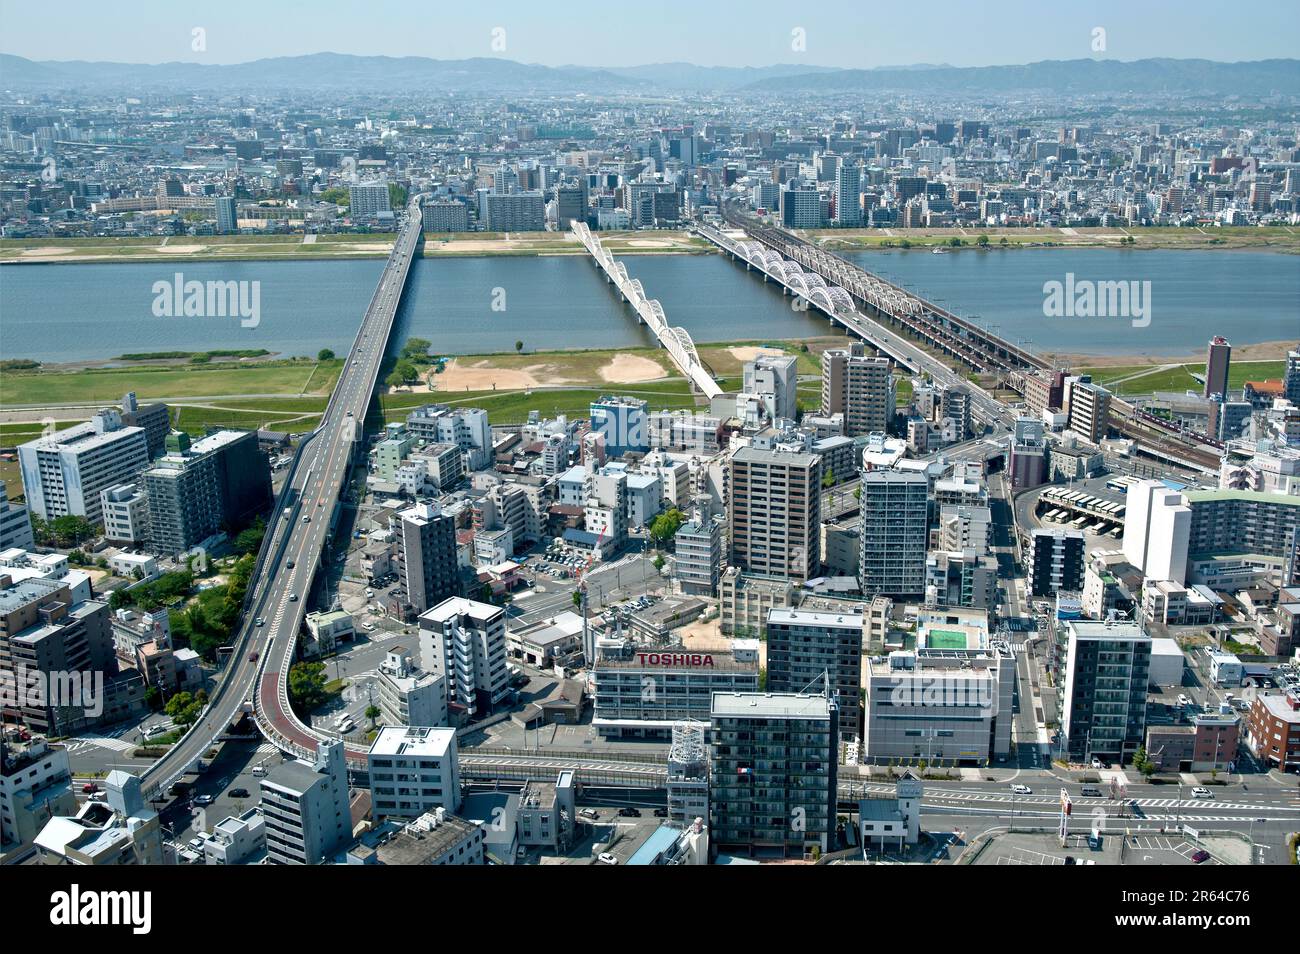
746 57 1300 95
1 52 1296 95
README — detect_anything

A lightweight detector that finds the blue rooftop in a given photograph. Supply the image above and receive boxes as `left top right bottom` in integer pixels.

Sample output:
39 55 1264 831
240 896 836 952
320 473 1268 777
626 824 682 865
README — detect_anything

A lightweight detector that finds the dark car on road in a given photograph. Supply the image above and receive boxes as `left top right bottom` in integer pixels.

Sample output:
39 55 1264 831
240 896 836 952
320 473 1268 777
228 788 251 799
617 807 641 817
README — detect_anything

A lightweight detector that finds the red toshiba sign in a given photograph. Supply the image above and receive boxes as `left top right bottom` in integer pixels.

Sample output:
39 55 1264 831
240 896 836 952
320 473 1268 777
636 652 715 668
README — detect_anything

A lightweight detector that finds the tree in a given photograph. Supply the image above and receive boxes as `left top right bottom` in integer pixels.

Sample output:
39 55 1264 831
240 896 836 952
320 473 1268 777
288 661 329 713
394 359 419 384
1132 745 1156 779
37 514 94 548
572 591 583 610
401 338 432 362
165 690 207 728
233 518 266 557
385 369 406 389
318 348 335 361
648 507 685 547
365 705 381 730
515 340 524 354
653 554 665 571
976 234 989 247
821 467 835 489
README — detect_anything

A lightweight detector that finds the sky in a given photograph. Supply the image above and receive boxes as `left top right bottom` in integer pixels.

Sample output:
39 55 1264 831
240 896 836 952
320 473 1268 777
1 0 1294 68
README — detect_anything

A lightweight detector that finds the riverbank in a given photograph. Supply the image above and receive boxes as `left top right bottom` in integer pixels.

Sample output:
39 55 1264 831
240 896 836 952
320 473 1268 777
0 229 712 264
1054 338 1296 369
806 224 1300 254
0 337 845 446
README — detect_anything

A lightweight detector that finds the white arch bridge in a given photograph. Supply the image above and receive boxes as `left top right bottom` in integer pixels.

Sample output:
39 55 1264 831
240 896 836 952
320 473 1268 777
571 221 721 399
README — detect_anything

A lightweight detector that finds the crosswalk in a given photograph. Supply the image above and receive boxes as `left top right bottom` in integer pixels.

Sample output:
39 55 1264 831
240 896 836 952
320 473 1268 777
66 732 136 754
853 781 1300 817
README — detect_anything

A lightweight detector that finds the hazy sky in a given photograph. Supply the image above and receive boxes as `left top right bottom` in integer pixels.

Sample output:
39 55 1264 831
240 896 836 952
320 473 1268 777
1 0 1294 68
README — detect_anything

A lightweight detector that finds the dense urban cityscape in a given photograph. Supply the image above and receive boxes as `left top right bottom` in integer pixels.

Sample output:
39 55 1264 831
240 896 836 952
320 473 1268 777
0 0 1297 922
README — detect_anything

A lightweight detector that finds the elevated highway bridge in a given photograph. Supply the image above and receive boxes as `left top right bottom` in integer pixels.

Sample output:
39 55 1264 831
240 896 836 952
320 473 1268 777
141 195 428 791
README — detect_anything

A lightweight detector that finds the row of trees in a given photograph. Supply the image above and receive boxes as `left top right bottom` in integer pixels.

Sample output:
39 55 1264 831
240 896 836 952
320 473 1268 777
164 689 209 728
385 337 435 389
32 514 95 548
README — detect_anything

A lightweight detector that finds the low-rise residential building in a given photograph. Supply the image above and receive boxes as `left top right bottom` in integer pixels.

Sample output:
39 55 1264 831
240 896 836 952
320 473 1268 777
1245 691 1300 771
368 726 461 821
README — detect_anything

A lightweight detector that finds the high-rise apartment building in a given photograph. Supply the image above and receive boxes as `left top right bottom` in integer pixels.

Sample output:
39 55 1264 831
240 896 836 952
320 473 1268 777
709 691 838 859
1066 380 1111 444
1204 336 1232 400
1122 480 1191 583
779 182 822 228
833 160 862 226
728 446 821 582
0 482 34 552
820 344 894 437
18 409 149 525
214 195 237 233
418 597 510 718
349 180 392 217
1060 620 1151 765
483 192 545 231
766 609 864 738
397 502 459 615
1027 528 1086 597
0 577 117 735
858 470 928 598
142 430 271 556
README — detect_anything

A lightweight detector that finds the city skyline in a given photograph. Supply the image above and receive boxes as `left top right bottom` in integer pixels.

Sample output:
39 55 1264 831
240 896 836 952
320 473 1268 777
1 0 1298 893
